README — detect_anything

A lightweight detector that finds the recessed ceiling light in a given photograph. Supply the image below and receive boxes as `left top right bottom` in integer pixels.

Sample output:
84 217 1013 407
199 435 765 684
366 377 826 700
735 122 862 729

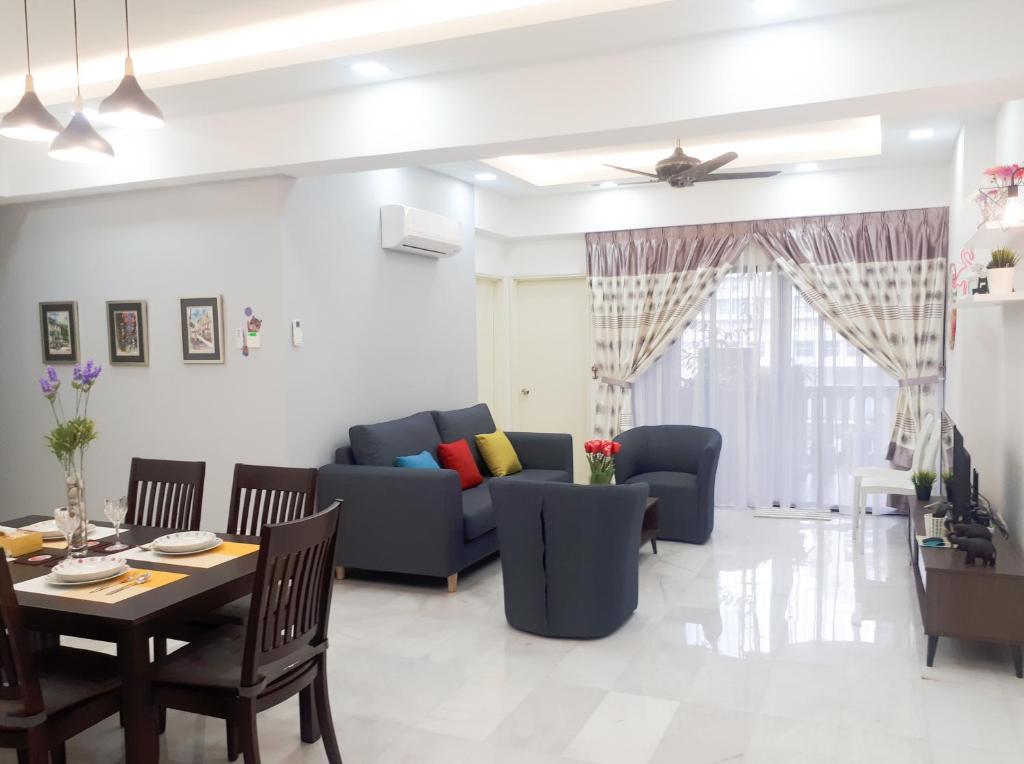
754 0 796 15
474 172 497 182
350 61 390 77
599 181 619 189
795 162 818 172
908 128 935 140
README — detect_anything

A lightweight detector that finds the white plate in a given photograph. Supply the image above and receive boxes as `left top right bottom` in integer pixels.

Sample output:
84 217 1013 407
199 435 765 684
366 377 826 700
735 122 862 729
150 538 223 556
52 557 127 583
22 519 97 541
151 531 219 553
44 569 128 587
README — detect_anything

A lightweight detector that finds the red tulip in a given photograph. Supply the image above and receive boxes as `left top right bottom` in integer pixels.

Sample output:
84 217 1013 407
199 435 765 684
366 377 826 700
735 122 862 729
601 443 613 456
611 441 622 455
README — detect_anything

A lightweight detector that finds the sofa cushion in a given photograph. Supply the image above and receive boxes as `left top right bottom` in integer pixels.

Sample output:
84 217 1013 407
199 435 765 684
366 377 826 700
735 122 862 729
395 450 441 469
476 430 523 477
438 439 484 490
624 470 697 492
349 411 442 467
432 404 496 475
461 482 495 541
500 468 572 484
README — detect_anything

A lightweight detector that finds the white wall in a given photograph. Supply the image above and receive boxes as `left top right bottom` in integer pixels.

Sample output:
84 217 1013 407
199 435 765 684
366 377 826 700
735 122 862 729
944 104 1024 550
0 168 477 531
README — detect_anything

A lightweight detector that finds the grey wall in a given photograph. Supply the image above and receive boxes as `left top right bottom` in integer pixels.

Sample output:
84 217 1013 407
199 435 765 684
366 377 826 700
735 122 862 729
0 168 477 531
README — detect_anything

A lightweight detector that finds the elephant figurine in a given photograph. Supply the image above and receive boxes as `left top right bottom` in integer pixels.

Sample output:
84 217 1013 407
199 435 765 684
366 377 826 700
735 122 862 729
944 522 993 540
949 536 997 567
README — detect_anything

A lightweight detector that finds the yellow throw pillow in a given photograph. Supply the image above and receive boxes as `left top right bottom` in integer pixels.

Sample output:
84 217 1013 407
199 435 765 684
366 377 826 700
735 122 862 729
475 430 523 477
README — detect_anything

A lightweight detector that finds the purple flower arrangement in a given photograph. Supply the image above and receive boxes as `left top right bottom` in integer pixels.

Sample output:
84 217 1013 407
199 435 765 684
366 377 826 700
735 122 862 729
38 362 102 472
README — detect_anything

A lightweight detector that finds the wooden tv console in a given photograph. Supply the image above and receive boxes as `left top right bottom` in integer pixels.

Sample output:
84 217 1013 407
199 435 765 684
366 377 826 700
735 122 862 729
908 498 1024 677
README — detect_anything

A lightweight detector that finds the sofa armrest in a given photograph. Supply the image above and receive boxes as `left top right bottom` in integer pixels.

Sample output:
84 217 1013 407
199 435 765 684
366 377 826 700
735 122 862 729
505 432 573 474
317 463 463 578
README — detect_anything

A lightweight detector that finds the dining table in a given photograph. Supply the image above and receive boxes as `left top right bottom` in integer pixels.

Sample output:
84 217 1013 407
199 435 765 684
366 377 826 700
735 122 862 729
6 515 260 764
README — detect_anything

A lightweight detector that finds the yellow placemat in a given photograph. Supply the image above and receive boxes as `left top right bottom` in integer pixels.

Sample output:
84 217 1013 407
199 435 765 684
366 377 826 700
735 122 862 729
123 541 259 569
13 568 188 604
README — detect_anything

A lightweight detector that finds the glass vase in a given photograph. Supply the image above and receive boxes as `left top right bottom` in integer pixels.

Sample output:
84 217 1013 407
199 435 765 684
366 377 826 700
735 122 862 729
64 469 89 557
589 471 614 485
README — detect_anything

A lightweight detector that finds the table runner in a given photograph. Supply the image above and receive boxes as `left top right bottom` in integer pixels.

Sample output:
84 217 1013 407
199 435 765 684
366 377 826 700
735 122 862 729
14 568 187 604
122 541 259 569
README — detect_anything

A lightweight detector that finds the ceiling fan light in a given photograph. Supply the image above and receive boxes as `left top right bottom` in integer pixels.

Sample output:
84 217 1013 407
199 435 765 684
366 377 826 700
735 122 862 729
0 74 62 141
49 98 114 163
99 57 164 129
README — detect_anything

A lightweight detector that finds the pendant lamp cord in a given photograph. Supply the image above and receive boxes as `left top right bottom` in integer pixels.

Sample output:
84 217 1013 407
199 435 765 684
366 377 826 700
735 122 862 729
71 0 81 97
124 0 131 58
22 0 31 73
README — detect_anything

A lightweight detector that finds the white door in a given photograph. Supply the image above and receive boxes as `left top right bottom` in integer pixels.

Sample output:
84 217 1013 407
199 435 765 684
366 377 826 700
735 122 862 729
512 277 591 482
476 277 502 425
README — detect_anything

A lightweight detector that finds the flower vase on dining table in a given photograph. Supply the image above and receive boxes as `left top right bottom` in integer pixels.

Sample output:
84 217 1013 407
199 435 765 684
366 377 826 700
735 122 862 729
64 469 90 557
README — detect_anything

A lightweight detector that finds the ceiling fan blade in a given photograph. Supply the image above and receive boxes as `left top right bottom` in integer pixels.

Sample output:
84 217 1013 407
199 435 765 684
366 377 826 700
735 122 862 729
693 170 782 182
679 151 738 179
602 163 660 179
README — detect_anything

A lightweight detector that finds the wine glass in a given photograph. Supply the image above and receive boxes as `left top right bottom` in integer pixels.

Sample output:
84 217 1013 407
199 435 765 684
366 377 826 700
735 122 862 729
104 497 129 552
53 506 78 560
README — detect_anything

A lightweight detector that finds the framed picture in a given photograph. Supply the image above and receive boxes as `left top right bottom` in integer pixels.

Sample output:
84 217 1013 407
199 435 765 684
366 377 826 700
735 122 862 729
179 296 224 364
106 300 148 366
39 301 79 364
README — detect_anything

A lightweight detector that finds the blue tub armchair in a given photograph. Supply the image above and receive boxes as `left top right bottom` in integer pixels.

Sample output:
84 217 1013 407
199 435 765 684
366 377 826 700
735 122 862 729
613 425 722 544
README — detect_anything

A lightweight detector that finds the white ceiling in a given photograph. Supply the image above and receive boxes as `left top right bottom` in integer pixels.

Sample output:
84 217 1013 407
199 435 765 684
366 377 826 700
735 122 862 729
1 0 1017 202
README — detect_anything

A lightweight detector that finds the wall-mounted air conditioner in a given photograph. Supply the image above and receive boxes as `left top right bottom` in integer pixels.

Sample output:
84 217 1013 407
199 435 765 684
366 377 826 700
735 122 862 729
380 204 463 258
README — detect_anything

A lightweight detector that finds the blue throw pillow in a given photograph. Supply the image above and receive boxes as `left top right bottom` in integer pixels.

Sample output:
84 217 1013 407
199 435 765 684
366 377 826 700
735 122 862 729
394 450 441 470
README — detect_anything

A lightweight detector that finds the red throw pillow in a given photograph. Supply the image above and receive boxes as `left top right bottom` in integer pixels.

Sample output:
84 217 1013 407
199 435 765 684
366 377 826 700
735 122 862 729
438 439 484 490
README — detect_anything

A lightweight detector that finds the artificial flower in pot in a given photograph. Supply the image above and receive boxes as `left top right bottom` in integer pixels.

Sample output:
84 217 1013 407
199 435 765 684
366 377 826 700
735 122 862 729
584 439 621 485
986 247 1019 295
911 469 936 502
39 361 102 556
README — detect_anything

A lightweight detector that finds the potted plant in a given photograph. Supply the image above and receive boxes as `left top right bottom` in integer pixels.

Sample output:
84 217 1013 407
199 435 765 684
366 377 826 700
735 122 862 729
941 469 955 500
987 247 1019 295
911 469 936 502
38 362 102 556
584 439 621 485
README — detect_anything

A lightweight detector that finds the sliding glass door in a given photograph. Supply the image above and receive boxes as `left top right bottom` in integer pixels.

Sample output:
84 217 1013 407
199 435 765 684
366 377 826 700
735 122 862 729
633 248 898 512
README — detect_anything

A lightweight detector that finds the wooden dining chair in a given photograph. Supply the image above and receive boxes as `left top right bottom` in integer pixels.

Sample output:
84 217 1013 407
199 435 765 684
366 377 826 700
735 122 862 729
152 502 344 764
226 463 319 536
126 457 206 530
0 560 122 764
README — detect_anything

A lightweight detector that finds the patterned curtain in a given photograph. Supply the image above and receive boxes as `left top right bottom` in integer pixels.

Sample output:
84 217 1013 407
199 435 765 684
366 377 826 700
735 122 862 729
587 223 751 438
752 208 948 467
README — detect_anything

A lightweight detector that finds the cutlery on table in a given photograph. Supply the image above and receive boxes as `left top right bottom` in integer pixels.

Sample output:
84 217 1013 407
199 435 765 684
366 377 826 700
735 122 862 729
89 572 135 593
105 572 152 595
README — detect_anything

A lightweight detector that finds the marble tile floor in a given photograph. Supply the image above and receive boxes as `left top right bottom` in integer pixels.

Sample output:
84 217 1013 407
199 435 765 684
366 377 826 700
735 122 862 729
17 509 1024 764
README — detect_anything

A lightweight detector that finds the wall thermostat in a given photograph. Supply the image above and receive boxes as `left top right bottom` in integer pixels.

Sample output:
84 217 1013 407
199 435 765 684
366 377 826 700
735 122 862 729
291 319 303 346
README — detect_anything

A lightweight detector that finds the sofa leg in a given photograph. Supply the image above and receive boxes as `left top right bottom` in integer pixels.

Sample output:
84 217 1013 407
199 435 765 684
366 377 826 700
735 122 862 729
447 573 458 593
334 566 346 581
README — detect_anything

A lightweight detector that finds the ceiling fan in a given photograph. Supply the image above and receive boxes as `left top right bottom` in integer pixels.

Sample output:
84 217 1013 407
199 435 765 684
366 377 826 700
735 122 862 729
604 141 781 187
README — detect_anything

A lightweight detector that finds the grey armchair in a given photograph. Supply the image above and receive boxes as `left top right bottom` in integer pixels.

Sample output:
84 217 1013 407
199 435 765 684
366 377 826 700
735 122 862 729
491 480 649 639
317 404 572 592
613 425 722 544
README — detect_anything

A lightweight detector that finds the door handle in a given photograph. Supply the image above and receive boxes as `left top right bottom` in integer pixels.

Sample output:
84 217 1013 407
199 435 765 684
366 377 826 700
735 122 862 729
520 388 531 396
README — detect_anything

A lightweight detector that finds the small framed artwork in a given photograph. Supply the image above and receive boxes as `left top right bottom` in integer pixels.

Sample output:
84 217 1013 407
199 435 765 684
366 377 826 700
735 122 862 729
106 300 148 366
39 301 79 364
179 296 224 364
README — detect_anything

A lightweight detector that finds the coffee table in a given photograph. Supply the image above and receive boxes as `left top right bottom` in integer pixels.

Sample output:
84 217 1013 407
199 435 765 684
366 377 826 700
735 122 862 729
641 497 659 553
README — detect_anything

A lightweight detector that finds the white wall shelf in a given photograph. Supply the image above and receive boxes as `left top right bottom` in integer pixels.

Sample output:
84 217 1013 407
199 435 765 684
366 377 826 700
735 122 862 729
956 292 1024 309
964 221 1024 251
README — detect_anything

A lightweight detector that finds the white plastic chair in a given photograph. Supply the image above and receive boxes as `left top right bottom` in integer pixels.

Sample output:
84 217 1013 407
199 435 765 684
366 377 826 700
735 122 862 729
851 412 936 552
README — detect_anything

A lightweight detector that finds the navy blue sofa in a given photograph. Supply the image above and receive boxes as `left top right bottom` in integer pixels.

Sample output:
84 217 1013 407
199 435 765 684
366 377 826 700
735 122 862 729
317 404 572 591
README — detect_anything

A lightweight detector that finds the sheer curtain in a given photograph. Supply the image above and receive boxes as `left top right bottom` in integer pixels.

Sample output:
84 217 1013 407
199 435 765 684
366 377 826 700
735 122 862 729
633 247 898 511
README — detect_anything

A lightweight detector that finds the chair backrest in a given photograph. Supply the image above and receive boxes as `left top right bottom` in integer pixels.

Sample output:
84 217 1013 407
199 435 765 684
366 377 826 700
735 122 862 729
226 464 319 536
491 480 648 637
126 457 206 530
241 502 341 692
0 560 45 726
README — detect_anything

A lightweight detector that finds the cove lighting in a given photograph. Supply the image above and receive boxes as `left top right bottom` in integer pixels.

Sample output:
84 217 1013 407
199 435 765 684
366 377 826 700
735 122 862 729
795 162 818 172
599 181 619 188
754 0 796 15
474 172 497 182
908 128 935 140
350 61 390 77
